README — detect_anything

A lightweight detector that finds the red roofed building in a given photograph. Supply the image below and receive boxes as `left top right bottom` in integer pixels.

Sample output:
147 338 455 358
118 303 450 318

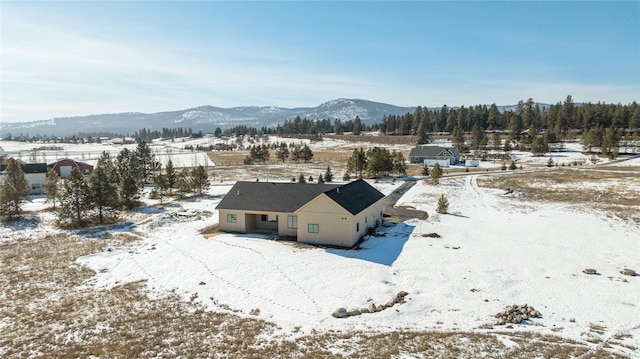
48 158 94 178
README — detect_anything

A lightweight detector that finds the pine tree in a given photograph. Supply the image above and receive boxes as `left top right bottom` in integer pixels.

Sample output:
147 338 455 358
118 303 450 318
135 140 157 183
342 172 350 181
191 165 210 196
298 173 306 183
415 119 428 145
452 125 465 148
88 152 120 224
290 145 302 163
300 144 313 163
275 143 289 163
430 163 443 184
176 171 191 198
346 147 367 178
324 166 333 182
165 160 177 194
436 194 449 214
0 158 30 219
318 174 324 183
422 165 429 176
155 173 169 204
59 167 91 228
547 158 554 167
532 136 548 156
44 168 59 210
503 140 512 152
353 116 362 135
116 148 142 209
392 150 407 177
492 132 502 151
366 147 393 178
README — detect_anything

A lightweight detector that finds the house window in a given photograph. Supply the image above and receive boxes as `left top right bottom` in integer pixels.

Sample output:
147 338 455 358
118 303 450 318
287 216 298 229
261 214 277 222
356 222 360 232
227 213 237 223
308 224 319 233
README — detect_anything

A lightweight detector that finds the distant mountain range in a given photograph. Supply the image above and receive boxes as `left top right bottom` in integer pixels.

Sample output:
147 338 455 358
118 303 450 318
0 98 548 137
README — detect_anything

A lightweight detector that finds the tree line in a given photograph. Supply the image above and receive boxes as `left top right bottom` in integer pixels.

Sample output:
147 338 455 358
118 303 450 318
345 147 407 179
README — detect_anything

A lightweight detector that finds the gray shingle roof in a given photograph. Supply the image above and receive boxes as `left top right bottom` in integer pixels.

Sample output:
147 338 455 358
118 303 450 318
216 179 384 215
409 145 457 158
323 179 385 215
216 181 340 213
0 163 48 174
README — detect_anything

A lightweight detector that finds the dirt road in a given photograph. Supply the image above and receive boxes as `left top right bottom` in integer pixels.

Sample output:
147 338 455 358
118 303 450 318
381 180 428 221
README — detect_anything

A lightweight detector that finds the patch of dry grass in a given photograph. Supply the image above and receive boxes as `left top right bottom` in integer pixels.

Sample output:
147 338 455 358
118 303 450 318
478 167 640 223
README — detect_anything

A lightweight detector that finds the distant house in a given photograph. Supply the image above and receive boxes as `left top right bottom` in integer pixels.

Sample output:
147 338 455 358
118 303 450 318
110 137 136 145
409 145 460 167
0 161 48 195
48 158 94 178
216 179 385 248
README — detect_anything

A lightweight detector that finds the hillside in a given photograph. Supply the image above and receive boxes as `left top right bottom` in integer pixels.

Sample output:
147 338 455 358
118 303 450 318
0 98 415 137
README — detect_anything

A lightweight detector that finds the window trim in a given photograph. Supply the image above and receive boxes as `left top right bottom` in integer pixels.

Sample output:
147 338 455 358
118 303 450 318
227 213 237 223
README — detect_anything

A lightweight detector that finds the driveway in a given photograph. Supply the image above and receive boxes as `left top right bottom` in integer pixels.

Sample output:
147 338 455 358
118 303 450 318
381 180 428 221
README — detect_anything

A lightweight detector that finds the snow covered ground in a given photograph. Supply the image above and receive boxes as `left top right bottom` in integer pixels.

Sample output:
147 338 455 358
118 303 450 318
65 174 640 357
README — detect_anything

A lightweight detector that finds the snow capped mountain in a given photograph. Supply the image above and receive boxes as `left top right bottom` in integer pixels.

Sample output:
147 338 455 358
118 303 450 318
0 99 415 137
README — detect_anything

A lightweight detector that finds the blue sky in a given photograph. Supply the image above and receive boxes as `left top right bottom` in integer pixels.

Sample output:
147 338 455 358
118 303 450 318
1 1 639 123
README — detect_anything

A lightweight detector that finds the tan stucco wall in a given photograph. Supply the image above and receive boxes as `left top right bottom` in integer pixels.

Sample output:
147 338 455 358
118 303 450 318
217 209 247 233
296 194 359 247
218 209 296 236
278 215 298 237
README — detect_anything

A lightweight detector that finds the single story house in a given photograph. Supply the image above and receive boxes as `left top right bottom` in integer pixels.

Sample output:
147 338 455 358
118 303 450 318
409 145 460 167
48 158 94 178
0 161 48 195
215 179 386 248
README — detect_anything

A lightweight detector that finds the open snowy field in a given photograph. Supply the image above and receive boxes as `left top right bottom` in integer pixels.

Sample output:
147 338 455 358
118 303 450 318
1 138 639 358
68 174 639 356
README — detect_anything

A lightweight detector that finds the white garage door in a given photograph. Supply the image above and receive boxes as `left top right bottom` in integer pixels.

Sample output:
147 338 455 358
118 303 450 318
60 165 72 178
